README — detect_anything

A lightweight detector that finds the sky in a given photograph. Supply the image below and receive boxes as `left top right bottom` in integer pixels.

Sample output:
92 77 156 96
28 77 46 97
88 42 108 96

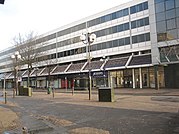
0 0 131 51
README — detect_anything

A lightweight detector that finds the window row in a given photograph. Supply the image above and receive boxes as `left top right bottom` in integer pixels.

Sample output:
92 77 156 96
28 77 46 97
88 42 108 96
37 33 150 62
94 23 129 37
87 1 148 27
155 0 179 13
131 17 149 29
130 1 148 14
132 33 150 44
157 28 179 42
156 18 179 33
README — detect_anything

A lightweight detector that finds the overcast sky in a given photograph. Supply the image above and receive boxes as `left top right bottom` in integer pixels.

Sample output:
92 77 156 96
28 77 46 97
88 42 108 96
0 0 131 51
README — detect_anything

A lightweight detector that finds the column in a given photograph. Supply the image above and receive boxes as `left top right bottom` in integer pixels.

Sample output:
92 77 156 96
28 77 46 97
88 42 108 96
139 68 142 89
154 65 159 90
132 69 135 89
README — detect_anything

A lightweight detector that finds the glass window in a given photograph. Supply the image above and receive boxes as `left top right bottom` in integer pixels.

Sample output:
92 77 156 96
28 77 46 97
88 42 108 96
123 8 129 16
166 9 176 20
138 34 145 42
145 33 150 41
101 16 105 23
156 21 167 33
116 10 123 18
156 12 166 22
165 0 175 10
137 3 143 12
176 0 179 7
119 38 124 46
113 40 119 47
167 18 176 30
155 2 165 13
167 29 178 40
97 44 101 50
145 17 149 25
143 2 148 10
101 42 106 49
106 41 113 48
91 45 97 51
117 25 123 32
132 36 138 43
105 14 111 22
124 37 130 45
176 8 179 17
155 0 164 4
112 26 118 33
131 21 137 29
137 19 144 27
112 12 117 20
124 23 129 30
130 6 136 14
157 33 167 42
177 17 179 28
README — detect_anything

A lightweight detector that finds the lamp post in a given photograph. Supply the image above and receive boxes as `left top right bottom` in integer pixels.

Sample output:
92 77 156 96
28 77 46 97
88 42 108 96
80 28 96 100
11 51 21 96
100 56 107 87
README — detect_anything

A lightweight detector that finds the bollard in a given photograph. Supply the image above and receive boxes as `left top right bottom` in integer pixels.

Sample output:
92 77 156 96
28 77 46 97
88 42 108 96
52 88 55 98
22 127 28 134
5 92 7 104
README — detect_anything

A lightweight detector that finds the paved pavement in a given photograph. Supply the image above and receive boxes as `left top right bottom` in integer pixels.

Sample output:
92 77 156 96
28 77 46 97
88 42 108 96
0 88 179 134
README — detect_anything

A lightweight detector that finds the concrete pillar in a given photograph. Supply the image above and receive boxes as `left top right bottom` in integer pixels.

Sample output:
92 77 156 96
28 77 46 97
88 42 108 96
154 65 159 90
139 68 142 89
132 69 135 89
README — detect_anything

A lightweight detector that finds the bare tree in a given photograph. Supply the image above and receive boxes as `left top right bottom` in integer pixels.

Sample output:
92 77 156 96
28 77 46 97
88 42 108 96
13 31 40 87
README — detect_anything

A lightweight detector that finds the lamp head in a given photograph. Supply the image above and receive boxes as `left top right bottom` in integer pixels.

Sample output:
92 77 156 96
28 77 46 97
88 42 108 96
80 34 86 41
89 33 96 43
11 55 15 59
15 51 19 55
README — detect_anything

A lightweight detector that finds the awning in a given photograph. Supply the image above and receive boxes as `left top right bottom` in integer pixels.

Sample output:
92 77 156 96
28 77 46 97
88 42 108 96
104 57 129 70
128 54 152 67
67 62 85 73
83 60 104 71
51 64 69 75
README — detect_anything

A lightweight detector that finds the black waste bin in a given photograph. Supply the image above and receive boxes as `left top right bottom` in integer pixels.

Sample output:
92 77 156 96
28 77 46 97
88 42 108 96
98 87 114 102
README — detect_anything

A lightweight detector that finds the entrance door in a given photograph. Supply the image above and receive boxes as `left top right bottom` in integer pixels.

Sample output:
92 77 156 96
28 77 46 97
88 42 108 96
123 70 132 88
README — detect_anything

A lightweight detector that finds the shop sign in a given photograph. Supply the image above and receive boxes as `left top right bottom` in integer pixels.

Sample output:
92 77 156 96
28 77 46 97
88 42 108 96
92 71 108 78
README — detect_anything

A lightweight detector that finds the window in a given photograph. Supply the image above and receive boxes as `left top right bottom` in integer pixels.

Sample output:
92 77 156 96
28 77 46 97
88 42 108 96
123 23 129 30
131 21 137 29
138 34 145 42
112 12 117 19
145 17 149 25
167 18 176 30
112 26 118 33
145 33 150 41
143 2 148 10
116 10 123 18
130 6 136 14
156 21 167 33
113 40 118 47
124 37 130 45
176 0 179 7
155 0 164 4
165 0 175 10
132 36 138 43
119 38 124 46
123 8 129 16
156 12 166 22
155 2 165 13
166 9 176 20
167 29 178 40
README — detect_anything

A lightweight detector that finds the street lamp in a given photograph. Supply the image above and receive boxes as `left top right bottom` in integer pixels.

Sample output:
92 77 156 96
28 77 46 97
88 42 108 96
80 28 96 100
100 56 108 87
11 51 21 97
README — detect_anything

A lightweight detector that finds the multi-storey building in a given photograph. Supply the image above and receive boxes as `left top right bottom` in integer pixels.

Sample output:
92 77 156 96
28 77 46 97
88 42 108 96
0 0 179 90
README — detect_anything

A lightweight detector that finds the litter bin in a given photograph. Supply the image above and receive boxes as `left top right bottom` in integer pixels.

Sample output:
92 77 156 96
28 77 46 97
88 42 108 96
19 86 32 96
47 87 52 94
98 87 114 102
